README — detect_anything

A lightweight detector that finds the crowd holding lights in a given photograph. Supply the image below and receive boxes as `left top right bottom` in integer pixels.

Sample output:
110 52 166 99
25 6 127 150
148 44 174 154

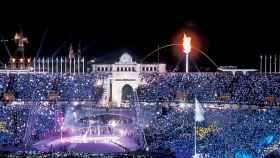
143 105 280 158
0 102 64 146
0 73 109 146
136 72 280 157
137 73 280 106
0 72 279 157
0 73 108 102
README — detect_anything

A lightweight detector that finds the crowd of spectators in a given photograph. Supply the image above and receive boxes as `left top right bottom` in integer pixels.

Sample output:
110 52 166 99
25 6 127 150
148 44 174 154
137 72 280 106
0 73 108 102
0 73 109 147
0 102 63 146
144 106 280 158
1 72 279 105
0 72 279 158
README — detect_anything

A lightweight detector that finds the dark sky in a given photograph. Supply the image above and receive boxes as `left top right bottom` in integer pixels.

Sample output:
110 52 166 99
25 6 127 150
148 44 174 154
0 3 279 71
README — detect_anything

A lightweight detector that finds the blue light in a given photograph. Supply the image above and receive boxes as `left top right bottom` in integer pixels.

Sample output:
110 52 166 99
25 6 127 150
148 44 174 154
258 135 274 147
235 151 253 158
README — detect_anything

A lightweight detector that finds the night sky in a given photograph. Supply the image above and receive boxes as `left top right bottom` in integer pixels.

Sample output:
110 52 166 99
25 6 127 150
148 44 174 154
0 3 279 71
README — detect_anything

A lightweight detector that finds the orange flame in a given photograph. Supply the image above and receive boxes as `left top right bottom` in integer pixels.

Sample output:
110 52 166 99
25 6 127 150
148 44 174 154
14 32 20 40
183 33 191 54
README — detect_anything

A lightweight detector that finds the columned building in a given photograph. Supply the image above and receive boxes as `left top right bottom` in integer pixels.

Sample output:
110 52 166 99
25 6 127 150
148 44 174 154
91 52 166 106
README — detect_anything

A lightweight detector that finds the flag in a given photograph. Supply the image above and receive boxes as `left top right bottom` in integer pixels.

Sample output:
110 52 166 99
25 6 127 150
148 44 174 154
194 98 204 122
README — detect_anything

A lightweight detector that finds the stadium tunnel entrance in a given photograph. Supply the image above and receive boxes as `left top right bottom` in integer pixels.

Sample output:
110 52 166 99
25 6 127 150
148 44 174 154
110 79 139 106
122 84 133 101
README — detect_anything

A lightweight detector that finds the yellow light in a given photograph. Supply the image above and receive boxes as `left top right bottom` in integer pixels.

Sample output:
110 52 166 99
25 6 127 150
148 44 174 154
27 58 31 63
264 139 280 154
0 122 8 133
196 124 219 139
11 58 16 63
183 33 191 54
20 58 24 63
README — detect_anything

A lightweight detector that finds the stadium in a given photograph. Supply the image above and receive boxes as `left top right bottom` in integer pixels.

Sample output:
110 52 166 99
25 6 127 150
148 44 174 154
0 30 279 158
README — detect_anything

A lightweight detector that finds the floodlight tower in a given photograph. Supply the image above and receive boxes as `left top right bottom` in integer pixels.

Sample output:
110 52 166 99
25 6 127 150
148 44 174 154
14 30 28 58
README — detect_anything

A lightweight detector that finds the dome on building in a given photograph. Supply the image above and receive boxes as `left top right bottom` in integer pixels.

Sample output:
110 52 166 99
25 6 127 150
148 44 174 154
118 53 133 64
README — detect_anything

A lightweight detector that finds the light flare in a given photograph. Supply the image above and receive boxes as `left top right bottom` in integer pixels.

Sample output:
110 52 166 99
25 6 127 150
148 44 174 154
183 33 191 54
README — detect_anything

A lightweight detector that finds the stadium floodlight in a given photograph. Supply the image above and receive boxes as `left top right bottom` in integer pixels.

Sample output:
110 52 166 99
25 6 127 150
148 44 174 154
183 33 191 73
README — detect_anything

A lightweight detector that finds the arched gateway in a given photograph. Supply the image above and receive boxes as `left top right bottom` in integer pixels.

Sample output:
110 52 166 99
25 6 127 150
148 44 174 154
90 52 166 106
122 84 133 101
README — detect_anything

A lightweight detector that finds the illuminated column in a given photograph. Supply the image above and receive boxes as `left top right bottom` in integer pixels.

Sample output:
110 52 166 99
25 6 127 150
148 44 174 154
64 57 67 74
60 57 63 76
19 58 23 69
33 57 36 72
42 57 45 73
186 54 189 73
269 55 272 74
82 57 85 74
260 55 263 73
47 58 50 73
27 58 31 69
69 58 72 75
78 57 80 74
73 57 76 75
51 57 54 75
264 55 267 74
274 54 277 73
38 58 41 73
279 55 280 73
56 58 59 73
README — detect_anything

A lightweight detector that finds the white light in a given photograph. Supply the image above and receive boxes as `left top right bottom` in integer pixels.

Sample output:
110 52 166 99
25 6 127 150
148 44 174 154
95 80 103 86
46 136 120 145
179 102 186 109
73 112 77 118
119 129 127 136
42 101 49 106
110 120 118 127
145 147 149 151
73 101 79 106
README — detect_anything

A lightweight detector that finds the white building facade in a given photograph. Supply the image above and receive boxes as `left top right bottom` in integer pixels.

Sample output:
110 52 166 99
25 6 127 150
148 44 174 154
91 53 166 106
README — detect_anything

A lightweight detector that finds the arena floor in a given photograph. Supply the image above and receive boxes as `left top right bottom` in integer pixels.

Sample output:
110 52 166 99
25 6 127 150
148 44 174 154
32 135 139 153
